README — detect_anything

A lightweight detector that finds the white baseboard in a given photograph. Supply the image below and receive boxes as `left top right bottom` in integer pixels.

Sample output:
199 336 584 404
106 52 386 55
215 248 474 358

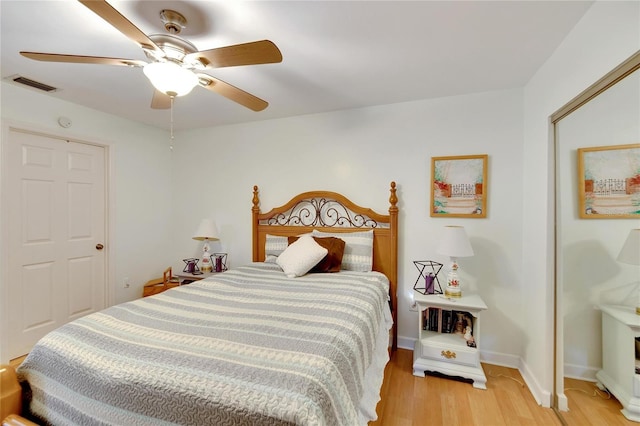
564 362 599 382
557 392 569 412
479 349 520 369
397 337 552 408
517 355 552 407
397 336 415 351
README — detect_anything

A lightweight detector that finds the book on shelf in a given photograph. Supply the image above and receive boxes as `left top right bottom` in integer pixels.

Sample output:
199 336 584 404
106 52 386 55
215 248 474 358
428 307 439 332
423 308 453 333
441 309 453 333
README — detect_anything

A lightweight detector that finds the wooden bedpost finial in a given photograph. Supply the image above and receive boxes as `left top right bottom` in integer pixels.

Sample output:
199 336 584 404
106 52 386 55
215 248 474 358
389 181 398 211
252 186 260 211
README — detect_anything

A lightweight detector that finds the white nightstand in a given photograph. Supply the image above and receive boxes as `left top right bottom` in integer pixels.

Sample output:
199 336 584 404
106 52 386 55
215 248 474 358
412 293 488 389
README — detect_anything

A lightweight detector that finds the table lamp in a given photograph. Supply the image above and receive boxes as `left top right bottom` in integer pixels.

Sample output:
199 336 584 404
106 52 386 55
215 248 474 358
193 219 219 273
437 225 474 298
616 228 640 315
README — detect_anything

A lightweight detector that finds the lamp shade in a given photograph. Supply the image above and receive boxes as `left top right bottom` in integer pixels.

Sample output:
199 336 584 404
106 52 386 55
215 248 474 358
617 229 640 266
143 61 198 97
193 219 219 242
437 226 474 258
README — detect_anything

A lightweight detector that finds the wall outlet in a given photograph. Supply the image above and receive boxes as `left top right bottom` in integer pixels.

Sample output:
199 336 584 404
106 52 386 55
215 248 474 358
409 300 418 312
123 277 130 288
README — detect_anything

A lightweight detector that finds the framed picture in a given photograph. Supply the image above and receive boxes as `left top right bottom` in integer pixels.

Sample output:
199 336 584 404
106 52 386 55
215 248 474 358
431 154 488 218
577 143 640 219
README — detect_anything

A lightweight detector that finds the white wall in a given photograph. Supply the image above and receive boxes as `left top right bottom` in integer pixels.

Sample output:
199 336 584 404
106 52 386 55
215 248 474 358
522 0 640 407
0 82 173 362
171 88 526 365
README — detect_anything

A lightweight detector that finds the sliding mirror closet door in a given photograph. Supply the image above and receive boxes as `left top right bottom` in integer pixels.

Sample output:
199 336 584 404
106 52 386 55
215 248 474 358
554 53 640 424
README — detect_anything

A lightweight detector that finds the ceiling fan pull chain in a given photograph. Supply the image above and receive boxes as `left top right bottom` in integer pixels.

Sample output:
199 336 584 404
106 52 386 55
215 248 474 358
170 96 175 151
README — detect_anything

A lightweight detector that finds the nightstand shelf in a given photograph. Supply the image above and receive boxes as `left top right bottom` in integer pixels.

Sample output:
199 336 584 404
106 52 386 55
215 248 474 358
413 293 488 389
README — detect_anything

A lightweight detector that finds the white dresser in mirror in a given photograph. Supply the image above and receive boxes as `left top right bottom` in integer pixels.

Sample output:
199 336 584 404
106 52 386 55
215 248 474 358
596 304 640 422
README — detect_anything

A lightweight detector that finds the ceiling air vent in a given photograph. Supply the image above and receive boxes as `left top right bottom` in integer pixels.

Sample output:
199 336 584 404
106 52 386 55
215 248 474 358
8 75 58 92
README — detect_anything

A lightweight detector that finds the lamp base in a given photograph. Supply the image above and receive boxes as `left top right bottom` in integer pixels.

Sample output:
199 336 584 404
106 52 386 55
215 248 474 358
445 259 462 298
445 286 462 298
200 255 213 272
200 240 213 273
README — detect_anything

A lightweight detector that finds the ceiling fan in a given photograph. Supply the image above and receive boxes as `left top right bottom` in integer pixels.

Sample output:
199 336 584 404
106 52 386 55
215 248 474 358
19 0 282 112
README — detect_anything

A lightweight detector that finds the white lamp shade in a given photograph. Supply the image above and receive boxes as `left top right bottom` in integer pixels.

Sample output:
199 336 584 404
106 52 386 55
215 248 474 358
193 219 219 241
143 61 198 97
617 229 640 266
437 226 474 258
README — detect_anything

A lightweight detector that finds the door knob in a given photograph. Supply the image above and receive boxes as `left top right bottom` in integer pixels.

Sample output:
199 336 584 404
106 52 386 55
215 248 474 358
96 243 104 250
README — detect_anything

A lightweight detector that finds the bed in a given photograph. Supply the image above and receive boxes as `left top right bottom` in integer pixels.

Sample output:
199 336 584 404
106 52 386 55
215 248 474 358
16 182 399 425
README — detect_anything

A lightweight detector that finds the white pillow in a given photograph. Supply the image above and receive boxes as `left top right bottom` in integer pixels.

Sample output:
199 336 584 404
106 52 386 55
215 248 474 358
311 229 374 272
276 235 328 278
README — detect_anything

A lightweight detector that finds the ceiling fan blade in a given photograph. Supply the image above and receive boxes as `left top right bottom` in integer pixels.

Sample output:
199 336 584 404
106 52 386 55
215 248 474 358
197 74 268 111
185 40 282 69
78 0 164 57
20 52 146 67
151 90 171 109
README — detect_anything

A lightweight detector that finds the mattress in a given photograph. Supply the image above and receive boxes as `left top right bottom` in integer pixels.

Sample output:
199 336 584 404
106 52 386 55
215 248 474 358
18 263 392 425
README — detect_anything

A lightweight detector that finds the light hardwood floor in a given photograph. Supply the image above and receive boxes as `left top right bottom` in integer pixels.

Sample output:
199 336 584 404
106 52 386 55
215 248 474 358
558 377 636 426
371 349 562 426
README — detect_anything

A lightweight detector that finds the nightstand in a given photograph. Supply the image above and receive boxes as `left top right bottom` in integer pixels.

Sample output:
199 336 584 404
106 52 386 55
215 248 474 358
174 270 215 284
412 293 488 389
143 267 180 297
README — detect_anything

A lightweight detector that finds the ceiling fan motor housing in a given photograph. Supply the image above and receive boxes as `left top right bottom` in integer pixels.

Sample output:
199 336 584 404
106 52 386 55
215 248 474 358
160 10 186 35
146 33 200 66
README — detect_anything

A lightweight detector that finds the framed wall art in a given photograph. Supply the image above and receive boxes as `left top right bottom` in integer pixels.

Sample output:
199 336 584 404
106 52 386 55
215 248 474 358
431 154 488 218
577 143 640 218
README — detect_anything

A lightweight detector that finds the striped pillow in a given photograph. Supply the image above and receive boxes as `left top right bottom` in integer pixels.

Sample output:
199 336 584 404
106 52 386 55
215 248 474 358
311 229 374 272
264 234 288 263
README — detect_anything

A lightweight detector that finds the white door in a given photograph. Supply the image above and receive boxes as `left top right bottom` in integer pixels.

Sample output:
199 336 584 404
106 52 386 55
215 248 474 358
6 128 106 359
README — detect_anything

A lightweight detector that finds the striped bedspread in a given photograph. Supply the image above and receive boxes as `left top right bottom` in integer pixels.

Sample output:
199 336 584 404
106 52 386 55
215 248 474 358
18 263 391 426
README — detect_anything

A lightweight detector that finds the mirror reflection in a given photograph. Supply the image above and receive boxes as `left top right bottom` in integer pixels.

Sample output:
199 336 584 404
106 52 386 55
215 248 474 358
555 64 639 424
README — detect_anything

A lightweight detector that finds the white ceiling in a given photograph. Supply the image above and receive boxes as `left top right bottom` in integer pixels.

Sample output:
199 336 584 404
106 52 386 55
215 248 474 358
1 1 593 131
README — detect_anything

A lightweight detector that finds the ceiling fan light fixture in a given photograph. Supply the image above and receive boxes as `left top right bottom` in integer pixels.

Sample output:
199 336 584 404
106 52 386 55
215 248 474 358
143 61 198 97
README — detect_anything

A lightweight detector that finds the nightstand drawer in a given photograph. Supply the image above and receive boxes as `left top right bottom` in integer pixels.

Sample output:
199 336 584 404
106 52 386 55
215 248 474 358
419 335 478 367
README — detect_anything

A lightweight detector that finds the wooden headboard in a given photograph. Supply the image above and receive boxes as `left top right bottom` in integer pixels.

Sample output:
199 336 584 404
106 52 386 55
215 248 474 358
251 182 398 351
